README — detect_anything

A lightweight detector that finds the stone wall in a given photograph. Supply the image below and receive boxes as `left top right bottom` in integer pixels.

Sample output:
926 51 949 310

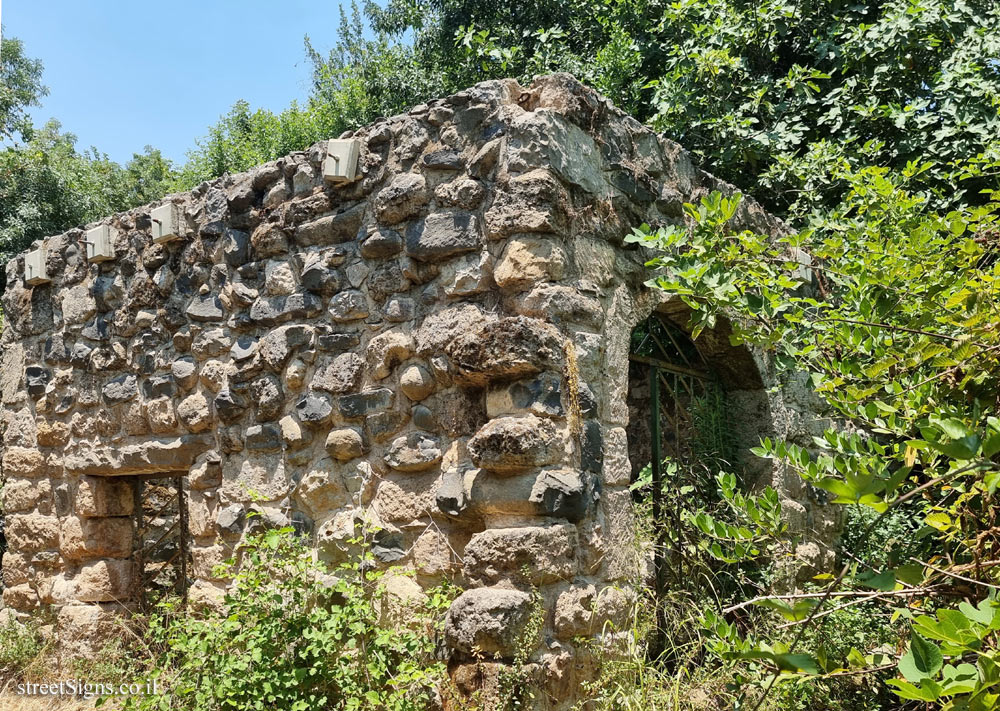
0 73 831 708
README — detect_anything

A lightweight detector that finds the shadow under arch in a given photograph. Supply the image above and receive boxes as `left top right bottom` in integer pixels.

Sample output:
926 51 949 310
625 297 778 493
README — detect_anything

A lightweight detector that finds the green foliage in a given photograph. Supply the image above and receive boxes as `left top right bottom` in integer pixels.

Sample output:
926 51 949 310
0 120 174 272
128 526 450 711
171 99 332 190
0 32 47 143
0 615 45 682
630 176 1000 707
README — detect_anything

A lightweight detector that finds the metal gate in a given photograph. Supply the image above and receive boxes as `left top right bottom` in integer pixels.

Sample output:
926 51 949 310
131 474 191 610
629 315 719 653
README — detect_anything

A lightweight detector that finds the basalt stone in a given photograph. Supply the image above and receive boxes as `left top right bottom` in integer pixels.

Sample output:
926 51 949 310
81 314 112 342
328 290 369 322
294 204 365 246
422 150 463 170
360 229 403 259
214 389 247 423
216 505 246 535
102 375 137 404
509 372 562 416
25 366 49 398
296 394 334 427
291 511 314 536
222 228 250 266
317 333 361 352
371 529 406 563
230 336 258 362
530 469 589 522
246 424 282 452
339 389 393 420
404 212 480 262
71 343 94 368
44 335 70 365
186 294 226 322
411 404 436 431
249 292 322 326
142 375 174 400
300 261 342 294
581 420 603 474
363 410 409 443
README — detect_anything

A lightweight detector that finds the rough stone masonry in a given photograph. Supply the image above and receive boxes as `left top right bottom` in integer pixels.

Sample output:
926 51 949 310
0 74 838 709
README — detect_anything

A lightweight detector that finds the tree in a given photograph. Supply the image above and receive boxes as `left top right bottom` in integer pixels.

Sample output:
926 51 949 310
0 32 47 143
0 121 174 271
354 0 1000 218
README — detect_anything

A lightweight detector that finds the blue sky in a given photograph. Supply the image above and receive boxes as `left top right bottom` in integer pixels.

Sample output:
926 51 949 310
3 1 348 165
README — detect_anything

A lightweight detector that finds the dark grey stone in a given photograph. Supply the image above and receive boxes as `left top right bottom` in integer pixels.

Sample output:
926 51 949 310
423 150 463 170
142 375 174 399
317 332 361 352
411 404 436 431
25 366 49 398
249 292 322 326
222 228 250 265
510 372 563 416
102 374 137 404
186 294 226 322
581 420 603 474
214 389 247 422
295 393 333 426
533 470 588 522
246 424 283 452
216 505 246 535
231 335 257 361
364 411 409 443
300 261 341 294
338 389 393 420
360 229 403 259
404 212 480 262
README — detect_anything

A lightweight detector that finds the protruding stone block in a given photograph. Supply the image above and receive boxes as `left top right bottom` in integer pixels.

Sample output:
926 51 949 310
468 415 563 473
384 432 442 472
464 524 578 585
445 588 535 658
447 316 564 386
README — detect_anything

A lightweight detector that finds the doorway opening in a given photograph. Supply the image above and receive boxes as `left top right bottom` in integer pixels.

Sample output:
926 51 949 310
131 473 191 611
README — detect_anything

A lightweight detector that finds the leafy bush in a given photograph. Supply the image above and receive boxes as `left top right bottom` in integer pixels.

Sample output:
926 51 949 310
0 615 46 683
628 173 1000 708
129 527 451 711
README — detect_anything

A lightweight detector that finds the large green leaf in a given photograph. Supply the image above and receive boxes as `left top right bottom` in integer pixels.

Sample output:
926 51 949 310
898 631 944 683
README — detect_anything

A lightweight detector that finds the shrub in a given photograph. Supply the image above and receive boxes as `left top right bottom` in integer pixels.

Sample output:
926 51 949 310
129 527 452 711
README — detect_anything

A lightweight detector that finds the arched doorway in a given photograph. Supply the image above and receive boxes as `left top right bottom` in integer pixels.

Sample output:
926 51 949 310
624 306 779 656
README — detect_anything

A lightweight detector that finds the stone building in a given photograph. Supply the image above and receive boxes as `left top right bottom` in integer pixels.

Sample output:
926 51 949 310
0 74 836 708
